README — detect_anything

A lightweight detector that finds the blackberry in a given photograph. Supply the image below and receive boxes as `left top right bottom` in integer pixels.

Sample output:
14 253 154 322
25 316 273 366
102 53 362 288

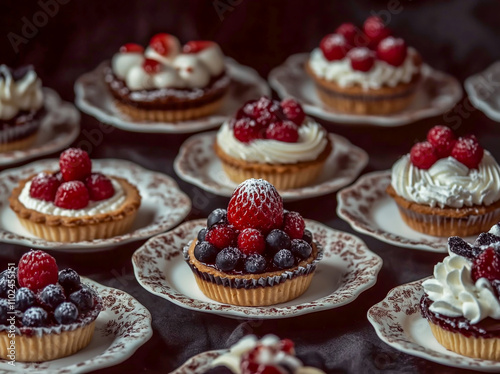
58 269 81 293
54 302 78 324
302 229 313 244
39 284 66 310
0 299 8 324
197 228 207 242
69 285 94 313
290 239 312 260
215 247 241 272
194 241 218 263
207 209 227 227
265 229 291 254
0 277 8 298
15 288 36 312
22 307 48 327
273 249 295 269
244 254 267 274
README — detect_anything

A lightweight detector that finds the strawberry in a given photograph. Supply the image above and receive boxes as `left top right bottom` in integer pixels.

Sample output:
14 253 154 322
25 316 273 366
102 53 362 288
377 36 407 67
451 135 484 169
410 141 438 169
18 250 58 292
149 33 175 56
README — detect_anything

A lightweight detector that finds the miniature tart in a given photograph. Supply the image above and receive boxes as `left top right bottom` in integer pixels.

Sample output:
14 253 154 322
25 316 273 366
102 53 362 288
306 16 422 114
184 179 322 306
214 97 332 190
0 250 102 362
0 65 45 152
420 227 500 360
104 34 229 121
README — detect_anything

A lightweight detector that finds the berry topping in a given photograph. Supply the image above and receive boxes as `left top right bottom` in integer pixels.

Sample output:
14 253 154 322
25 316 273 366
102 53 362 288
475 233 500 248
319 33 351 61
183 40 214 53
347 47 375 72
149 33 174 56
273 249 295 269
335 22 359 45
363 16 391 48
244 254 267 274
22 307 48 327
84 173 115 201
376 37 407 67
266 229 291 254
280 98 306 126
54 181 90 210
69 286 94 313
205 224 238 249
59 148 92 182
215 247 242 272
197 228 207 242
39 284 66 310
142 58 161 74
448 236 480 261
238 228 266 255
233 118 264 143
426 126 456 158
451 135 484 169
302 229 313 244
0 278 8 298
18 250 58 292
54 302 78 324
29 172 61 202
207 208 228 227
290 239 312 260
194 241 219 263
227 179 284 233
265 121 299 143
283 211 305 240
280 338 295 354
58 268 81 293
0 299 8 324
252 97 285 127
119 43 144 53
15 288 36 312
471 248 500 283
410 141 438 170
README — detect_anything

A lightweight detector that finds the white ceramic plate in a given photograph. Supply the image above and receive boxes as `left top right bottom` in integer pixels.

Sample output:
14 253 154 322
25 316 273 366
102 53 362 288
173 132 368 201
368 278 500 372
172 350 226 374
132 219 382 319
0 88 80 167
74 58 270 134
0 159 192 251
0 278 152 374
336 170 476 252
268 53 462 126
465 61 500 122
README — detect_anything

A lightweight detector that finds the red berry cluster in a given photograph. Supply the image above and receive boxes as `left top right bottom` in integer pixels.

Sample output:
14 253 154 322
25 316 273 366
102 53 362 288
231 97 306 144
240 338 295 374
18 250 58 291
29 148 115 210
471 247 500 284
319 16 408 72
410 126 484 170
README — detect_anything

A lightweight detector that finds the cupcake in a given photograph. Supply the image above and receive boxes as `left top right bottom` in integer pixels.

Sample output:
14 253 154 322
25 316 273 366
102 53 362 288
104 33 229 122
9 148 141 242
421 228 500 360
0 250 102 362
386 125 500 237
183 179 322 306
306 16 422 115
0 65 45 152
214 97 332 190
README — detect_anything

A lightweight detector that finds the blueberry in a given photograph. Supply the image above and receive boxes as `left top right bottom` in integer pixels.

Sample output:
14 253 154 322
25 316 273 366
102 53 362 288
266 229 291 254
0 299 8 324
58 269 81 293
475 233 500 247
215 247 241 272
197 228 207 242
54 302 78 324
302 229 313 244
448 236 479 260
194 241 219 263
69 285 94 313
291 239 312 260
39 284 66 310
0 277 8 298
15 288 36 312
273 249 295 269
22 307 48 327
207 209 227 227
244 254 267 274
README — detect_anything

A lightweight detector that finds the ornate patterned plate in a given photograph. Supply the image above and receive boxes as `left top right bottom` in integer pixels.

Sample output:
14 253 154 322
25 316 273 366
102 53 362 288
268 53 462 126
0 278 152 374
132 219 382 319
367 278 500 372
173 132 368 200
172 350 224 374
0 159 191 251
74 58 270 134
0 88 80 167
465 61 500 122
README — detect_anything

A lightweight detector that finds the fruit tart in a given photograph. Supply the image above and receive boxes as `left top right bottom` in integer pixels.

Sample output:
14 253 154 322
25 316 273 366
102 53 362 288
306 16 422 114
386 125 500 237
9 148 141 242
0 250 102 362
184 178 322 306
0 65 45 152
214 97 332 190
104 33 229 121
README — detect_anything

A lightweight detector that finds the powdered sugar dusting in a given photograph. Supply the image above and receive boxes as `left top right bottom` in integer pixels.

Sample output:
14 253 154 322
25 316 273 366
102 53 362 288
327 34 348 47
378 36 403 51
347 47 374 60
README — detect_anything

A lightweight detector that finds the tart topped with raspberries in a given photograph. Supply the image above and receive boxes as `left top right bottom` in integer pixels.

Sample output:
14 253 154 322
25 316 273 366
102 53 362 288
184 178 322 306
9 148 141 242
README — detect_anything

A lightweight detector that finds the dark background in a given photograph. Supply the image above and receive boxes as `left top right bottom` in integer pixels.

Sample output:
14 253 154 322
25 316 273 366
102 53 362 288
1 0 500 372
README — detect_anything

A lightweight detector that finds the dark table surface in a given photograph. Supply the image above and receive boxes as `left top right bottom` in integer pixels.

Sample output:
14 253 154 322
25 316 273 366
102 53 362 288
2 0 500 372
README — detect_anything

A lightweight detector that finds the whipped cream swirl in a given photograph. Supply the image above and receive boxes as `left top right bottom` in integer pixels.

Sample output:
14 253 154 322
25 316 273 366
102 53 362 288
308 47 419 90
216 119 328 164
390 151 500 208
0 65 43 120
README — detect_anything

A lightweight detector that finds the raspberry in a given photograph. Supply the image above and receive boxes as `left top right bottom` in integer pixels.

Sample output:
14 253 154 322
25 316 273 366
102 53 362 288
280 338 295 354
283 211 305 239
363 16 391 48
426 125 456 158
252 97 285 127
280 98 306 126
319 33 351 61
471 248 500 283
85 173 115 201
265 121 299 143
59 148 92 182
54 181 90 210
236 100 257 120
18 250 58 292
142 58 161 74
29 172 61 202
347 47 375 72
119 43 144 53
237 228 265 255
227 179 284 233
376 37 407 67
451 135 484 169
335 23 359 46
233 118 264 143
205 224 238 249
410 141 438 169
183 40 214 53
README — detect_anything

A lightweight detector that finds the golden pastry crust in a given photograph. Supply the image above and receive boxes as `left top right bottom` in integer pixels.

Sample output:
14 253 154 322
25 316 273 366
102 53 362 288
0 132 38 153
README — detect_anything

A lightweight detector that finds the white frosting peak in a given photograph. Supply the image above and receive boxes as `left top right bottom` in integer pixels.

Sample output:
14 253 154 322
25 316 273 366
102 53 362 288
172 54 211 88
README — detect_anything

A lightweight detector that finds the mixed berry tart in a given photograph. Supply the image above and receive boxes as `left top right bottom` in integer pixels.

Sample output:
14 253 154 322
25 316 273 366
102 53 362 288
0 65 45 152
0 250 102 362
214 96 332 190
104 33 229 122
386 125 500 236
9 148 141 242
183 179 322 306
306 16 422 115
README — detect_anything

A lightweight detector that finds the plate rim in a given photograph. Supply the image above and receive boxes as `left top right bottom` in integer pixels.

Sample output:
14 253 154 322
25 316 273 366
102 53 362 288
464 60 500 123
170 349 225 374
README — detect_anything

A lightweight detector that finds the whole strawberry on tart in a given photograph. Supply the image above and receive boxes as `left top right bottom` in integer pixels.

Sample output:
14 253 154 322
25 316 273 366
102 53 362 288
9 148 141 242
184 178 322 306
